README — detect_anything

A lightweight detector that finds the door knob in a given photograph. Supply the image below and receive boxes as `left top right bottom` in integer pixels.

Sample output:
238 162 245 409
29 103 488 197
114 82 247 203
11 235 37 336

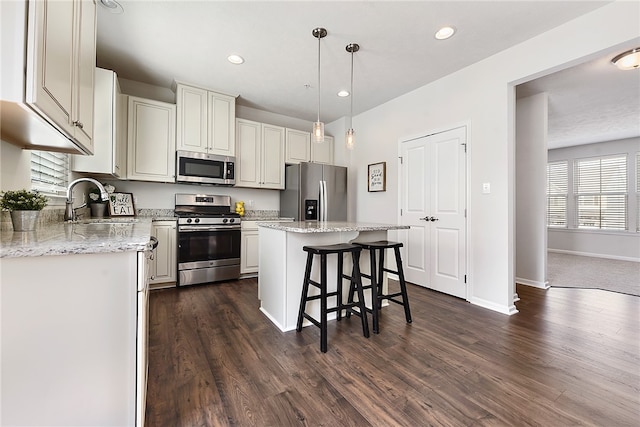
430 216 439 222
419 216 429 221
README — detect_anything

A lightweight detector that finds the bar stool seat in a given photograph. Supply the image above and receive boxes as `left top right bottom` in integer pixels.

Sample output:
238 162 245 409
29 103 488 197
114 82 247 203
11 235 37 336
296 243 370 353
350 240 412 334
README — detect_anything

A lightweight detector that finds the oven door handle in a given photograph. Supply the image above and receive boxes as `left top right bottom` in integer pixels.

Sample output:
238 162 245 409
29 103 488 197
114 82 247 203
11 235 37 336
179 225 241 232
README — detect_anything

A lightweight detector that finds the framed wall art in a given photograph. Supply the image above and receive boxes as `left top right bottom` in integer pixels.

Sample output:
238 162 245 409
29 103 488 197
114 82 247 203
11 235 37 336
108 192 136 216
368 162 386 192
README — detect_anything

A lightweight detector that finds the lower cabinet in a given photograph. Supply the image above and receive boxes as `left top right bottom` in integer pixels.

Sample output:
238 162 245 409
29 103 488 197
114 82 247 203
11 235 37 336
240 221 259 276
150 220 177 287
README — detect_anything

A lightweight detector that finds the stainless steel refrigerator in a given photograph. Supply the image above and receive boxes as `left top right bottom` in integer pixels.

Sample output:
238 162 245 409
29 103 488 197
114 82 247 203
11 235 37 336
280 163 347 221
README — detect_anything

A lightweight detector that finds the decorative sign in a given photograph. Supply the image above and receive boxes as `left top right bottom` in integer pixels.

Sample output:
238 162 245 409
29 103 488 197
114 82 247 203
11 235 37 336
368 162 386 192
108 192 136 217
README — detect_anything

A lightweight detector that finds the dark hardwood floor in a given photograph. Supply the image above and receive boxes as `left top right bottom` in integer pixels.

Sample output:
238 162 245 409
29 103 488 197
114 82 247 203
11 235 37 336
146 280 640 426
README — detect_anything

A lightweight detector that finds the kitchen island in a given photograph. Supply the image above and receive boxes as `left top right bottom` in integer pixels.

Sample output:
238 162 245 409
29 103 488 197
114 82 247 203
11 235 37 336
1 218 152 427
258 221 409 332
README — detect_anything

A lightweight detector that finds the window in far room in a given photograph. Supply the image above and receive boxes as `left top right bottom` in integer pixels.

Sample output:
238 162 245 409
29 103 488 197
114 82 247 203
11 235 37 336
574 154 627 231
31 151 69 198
547 161 568 227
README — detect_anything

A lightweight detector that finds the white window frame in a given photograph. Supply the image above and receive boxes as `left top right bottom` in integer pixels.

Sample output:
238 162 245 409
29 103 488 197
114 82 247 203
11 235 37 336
546 160 568 228
573 154 628 231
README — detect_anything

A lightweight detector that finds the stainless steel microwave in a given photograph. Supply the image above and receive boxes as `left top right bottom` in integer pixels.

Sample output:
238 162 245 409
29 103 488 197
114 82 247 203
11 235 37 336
176 150 235 186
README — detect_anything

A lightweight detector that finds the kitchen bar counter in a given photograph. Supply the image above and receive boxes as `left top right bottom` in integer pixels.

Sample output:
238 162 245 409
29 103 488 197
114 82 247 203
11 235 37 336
0 218 152 258
258 222 408 331
258 221 408 233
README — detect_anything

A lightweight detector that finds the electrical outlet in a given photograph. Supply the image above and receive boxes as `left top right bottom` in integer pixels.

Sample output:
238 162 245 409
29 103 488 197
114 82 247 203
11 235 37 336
482 182 491 194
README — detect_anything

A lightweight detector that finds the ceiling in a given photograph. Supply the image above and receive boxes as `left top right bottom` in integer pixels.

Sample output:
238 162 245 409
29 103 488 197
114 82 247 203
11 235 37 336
96 1 639 149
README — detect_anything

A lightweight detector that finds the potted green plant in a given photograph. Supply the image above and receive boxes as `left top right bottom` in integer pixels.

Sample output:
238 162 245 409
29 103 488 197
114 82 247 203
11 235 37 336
0 189 48 231
88 183 115 218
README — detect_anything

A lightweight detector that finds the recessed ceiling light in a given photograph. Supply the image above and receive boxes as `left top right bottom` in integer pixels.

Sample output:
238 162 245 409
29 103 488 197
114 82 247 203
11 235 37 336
99 0 124 14
435 26 455 40
337 90 350 97
227 55 244 65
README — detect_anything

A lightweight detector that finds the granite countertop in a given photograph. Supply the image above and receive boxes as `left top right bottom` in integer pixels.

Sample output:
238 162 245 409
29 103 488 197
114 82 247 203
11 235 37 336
257 221 410 233
0 218 153 258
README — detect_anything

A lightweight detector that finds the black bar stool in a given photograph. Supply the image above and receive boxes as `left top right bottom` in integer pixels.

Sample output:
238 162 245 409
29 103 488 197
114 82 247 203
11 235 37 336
296 243 370 353
350 240 412 334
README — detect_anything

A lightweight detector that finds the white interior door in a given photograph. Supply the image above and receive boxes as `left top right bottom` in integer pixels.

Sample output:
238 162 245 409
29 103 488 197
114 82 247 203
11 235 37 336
400 127 467 298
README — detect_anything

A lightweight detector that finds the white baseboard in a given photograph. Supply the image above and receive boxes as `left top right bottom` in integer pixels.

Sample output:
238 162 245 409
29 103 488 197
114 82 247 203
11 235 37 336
548 249 640 263
469 297 519 316
515 277 550 289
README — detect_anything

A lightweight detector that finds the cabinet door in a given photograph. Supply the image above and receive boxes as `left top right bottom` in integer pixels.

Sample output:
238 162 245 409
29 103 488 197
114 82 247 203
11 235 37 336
127 97 176 182
208 92 236 156
285 128 310 164
235 119 261 188
27 0 75 136
150 221 177 285
311 135 334 165
261 124 285 189
241 230 259 275
176 84 208 153
72 0 96 152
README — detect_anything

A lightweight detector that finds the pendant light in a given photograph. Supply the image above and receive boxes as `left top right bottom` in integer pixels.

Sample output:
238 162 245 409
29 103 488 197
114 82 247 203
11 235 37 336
345 43 359 150
312 27 327 143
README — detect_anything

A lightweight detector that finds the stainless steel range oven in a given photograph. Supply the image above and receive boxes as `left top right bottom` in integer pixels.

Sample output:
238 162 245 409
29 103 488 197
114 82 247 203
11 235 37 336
175 194 241 287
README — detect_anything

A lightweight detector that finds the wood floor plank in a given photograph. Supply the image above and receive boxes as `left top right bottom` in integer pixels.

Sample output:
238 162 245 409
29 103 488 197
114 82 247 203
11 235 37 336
145 279 640 426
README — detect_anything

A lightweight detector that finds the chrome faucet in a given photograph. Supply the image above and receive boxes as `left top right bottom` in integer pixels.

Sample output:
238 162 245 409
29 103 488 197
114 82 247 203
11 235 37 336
64 178 109 221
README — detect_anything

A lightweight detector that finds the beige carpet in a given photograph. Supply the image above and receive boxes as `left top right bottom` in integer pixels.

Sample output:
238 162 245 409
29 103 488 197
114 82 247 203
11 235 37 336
548 252 640 297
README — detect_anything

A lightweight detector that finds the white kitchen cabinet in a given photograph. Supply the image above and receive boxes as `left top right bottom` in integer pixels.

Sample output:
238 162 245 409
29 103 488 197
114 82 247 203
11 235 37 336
26 0 96 153
1 0 96 154
149 220 177 287
311 135 334 164
236 119 285 189
1 251 142 426
127 96 176 182
285 128 334 164
72 68 127 177
240 220 260 276
285 128 311 164
176 82 236 156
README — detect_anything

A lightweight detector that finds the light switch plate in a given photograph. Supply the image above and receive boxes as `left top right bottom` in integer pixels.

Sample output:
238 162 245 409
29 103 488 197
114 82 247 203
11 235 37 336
482 182 491 194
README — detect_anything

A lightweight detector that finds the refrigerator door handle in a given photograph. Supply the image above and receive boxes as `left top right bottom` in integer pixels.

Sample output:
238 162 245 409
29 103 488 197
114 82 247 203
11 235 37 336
322 180 328 222
318 180 325 221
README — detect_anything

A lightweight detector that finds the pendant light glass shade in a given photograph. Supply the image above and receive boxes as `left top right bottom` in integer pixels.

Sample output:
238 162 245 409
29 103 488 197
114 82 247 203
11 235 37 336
346 128 355 150
312 28 327 143
313 121 325 143
345 43 359 150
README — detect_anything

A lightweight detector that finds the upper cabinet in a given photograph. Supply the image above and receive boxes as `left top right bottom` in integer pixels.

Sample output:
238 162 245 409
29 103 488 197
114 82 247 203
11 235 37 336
127 96 176 183
236 119 285 190
72 68 127 178
0 0 97 154
175 82 236 157
311 135 334 165
285 129 334 165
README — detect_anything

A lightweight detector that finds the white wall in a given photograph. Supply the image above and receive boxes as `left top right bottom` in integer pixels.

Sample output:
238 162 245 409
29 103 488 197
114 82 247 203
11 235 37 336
0 139 31 190
344 1 639 314
515 94 549 289
548 137 640 261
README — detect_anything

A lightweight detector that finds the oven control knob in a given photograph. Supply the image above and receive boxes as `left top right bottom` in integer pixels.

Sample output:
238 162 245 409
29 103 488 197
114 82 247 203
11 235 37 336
186 218 192 224
229 218 235 223
194 218 200 223
223 218 228 224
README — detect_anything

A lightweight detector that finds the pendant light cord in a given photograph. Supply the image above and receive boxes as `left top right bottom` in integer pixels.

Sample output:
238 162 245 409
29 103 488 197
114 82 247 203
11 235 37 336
317 34 321 124
349 48 354 129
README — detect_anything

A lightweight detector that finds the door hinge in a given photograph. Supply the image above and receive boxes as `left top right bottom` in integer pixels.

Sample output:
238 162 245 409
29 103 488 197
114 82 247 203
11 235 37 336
464 274 467 284
399 156 403 164
461 143 467 153
400 209 403 216
464 209 467 218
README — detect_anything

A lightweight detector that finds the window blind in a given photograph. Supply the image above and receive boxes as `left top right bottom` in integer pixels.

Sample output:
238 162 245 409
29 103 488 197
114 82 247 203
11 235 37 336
547 161 568 227
574 154 627 230
31 151 69 197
